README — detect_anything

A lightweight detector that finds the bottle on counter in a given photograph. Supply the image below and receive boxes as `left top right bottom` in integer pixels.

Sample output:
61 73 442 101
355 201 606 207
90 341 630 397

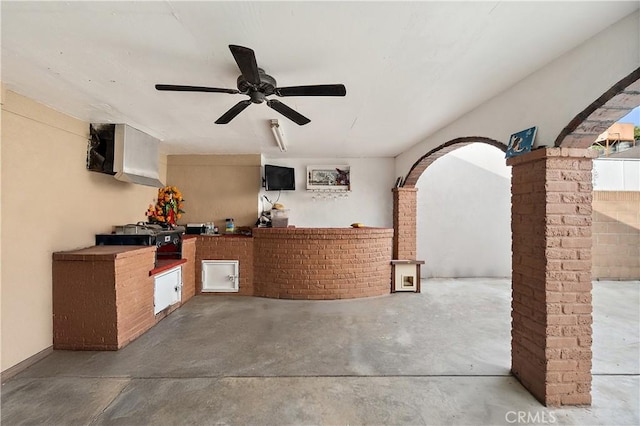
205 222 215 235
225 218 235 234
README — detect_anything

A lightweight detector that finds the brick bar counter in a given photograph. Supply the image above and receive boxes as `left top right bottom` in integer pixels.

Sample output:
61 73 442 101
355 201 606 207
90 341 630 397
253 227 394 300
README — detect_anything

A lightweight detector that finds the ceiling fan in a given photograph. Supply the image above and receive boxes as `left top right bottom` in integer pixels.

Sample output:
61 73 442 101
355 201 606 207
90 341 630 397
155 45 347 126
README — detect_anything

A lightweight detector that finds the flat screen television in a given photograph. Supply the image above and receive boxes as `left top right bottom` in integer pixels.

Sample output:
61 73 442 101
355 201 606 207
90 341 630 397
264 164 295 191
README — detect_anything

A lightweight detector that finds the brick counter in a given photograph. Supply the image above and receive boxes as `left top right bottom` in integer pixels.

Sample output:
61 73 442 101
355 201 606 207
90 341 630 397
52 242 196 351
253 227 393 300
52 245 156 350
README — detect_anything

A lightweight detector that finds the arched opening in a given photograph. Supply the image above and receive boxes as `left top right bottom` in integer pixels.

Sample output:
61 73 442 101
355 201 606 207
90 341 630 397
553 69 640 406
392 137 507 262
414 141 514 379
555 71 640 410
403 137 506 188
589 103 639 390
416 143 511 278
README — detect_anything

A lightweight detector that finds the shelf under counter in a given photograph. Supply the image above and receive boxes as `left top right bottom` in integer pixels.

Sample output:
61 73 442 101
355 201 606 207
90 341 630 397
149 258 187 276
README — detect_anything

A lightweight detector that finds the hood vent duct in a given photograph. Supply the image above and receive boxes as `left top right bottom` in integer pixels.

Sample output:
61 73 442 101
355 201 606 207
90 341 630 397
88 123 164 188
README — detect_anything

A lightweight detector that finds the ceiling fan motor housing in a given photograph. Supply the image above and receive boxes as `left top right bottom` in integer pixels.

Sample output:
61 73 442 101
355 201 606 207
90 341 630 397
237 69 277 104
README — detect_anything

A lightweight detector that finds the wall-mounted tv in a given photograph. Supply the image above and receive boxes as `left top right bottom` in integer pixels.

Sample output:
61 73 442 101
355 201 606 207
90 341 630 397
264 164 295 191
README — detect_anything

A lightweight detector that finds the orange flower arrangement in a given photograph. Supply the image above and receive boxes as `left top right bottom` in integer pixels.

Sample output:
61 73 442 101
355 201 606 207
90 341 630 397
145 186 185 226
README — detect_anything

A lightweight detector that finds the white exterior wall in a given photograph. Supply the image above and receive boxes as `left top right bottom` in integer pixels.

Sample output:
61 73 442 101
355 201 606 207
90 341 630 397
593 158 640 191
417 144 512 278
259 157 395 228
396 11 640 179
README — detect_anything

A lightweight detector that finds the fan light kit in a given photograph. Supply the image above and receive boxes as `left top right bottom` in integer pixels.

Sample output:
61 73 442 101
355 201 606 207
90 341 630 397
156 44 346 126
270 119 287 152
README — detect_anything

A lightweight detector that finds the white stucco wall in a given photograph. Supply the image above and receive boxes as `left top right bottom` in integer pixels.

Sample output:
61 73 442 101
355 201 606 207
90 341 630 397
396 11 640 180
417 144 512 278
259 157 395 228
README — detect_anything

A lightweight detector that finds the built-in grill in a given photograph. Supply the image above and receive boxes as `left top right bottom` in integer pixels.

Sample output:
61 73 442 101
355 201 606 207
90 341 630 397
96 223 184 265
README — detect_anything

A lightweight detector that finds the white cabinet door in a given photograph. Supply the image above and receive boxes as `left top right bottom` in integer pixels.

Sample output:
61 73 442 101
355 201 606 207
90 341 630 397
154 266 182 314
202 260 239 292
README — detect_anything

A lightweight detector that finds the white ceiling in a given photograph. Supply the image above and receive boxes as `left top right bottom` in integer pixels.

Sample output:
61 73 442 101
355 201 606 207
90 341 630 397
2 1 638 157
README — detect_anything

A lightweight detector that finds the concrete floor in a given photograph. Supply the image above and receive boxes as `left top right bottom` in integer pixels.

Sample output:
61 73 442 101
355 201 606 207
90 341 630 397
2 278 639 425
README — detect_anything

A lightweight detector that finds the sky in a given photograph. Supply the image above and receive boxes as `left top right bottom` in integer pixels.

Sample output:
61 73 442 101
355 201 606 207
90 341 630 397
618 106 640 126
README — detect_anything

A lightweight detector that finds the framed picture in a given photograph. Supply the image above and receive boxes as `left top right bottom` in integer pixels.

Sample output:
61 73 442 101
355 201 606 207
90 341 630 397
506 126 537 158
306 165 350 190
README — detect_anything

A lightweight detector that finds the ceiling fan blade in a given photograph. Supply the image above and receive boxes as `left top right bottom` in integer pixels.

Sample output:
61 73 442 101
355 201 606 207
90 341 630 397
267 99 311 126
155 84 239 94
229 45 261 85
214 100 252 124
275 84 346 97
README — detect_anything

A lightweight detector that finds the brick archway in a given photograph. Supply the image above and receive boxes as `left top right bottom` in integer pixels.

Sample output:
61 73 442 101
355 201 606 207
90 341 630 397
393 67 639 407
402 137 507 188
393 137 507 259
555 67 640 148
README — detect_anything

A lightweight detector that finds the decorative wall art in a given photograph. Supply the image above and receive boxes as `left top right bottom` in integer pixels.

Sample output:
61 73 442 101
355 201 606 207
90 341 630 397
506 126 537 158
306 165 350 190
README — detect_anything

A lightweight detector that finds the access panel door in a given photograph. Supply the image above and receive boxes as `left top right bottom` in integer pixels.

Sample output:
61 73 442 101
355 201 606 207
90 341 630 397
154 266 182 314
202 260 239 293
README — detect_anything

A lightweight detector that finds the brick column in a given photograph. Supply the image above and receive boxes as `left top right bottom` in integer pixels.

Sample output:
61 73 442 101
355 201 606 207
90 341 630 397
392 187 417 259
508 148 596 407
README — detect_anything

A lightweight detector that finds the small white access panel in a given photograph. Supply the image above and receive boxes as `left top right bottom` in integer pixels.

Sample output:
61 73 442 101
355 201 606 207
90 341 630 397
202 260 239 293
154 266 182 315
390 260 425 293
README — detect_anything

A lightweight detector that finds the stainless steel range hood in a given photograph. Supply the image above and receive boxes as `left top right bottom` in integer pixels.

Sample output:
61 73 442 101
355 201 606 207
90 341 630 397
109 124 164 187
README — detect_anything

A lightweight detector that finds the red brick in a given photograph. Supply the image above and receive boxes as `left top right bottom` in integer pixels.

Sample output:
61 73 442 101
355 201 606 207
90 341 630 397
562 304 592 314
561 393 591 405
547 315 577 326
547 336 578 348
562 372 592 382
546 383 577 395
562 261 591 271
561 282 592 292
548 359 578 371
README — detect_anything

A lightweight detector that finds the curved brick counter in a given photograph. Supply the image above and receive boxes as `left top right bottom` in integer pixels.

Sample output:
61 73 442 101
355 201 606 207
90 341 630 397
253 227 393 300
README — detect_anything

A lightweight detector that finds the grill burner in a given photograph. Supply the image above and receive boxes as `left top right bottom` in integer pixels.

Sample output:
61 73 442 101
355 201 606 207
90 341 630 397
96 223 185 265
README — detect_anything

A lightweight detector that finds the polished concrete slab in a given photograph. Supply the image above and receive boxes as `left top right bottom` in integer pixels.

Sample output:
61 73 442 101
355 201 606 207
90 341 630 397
2 279 639 425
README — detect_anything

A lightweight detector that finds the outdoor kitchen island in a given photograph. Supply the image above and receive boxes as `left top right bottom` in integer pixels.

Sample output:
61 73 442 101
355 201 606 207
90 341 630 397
252 227 393 299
